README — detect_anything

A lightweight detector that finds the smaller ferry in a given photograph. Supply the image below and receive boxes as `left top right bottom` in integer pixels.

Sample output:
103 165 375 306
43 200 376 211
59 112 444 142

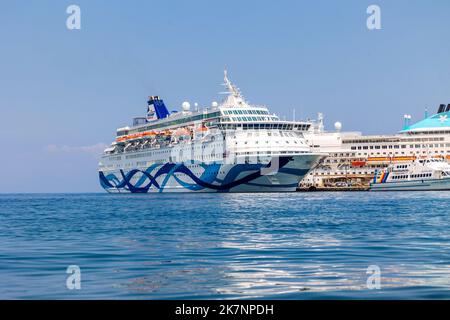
370 158 450 191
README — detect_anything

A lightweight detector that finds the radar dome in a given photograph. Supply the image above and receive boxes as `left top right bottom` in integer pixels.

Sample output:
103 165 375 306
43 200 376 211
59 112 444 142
182 101 190 111
211 101 218 107
334 121 342 132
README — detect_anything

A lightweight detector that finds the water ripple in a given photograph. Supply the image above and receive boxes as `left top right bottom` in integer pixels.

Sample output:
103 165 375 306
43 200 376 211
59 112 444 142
0 192 450 299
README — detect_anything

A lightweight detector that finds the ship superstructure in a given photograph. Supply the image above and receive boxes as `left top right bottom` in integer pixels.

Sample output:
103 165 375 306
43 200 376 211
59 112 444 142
98 72 324 192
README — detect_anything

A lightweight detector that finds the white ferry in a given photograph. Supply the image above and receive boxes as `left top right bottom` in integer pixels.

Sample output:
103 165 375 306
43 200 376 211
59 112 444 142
370 158 450 191
98 71 324 193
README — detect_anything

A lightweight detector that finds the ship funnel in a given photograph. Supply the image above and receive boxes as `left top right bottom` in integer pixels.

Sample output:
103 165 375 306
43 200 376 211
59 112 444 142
437 104 446 114
403 114 412 129
147 96 170 120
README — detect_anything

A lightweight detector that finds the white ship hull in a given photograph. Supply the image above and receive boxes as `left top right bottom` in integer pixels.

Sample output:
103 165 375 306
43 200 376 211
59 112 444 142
370 178 450 191
99 154 322 193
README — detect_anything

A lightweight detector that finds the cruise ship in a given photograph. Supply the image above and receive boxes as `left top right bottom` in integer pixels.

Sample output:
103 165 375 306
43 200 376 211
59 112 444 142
300 104 450 189
98 72 324 193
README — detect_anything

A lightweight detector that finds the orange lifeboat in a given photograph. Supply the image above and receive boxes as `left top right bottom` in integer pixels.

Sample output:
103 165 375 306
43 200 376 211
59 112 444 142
392 156 416 162
174 127 191 136
142 131 157 138
195 125 208 132
351 160 366 167
367 157 390 162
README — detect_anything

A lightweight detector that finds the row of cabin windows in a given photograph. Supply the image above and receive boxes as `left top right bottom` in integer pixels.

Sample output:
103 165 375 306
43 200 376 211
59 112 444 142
407 131 450 135
355 150 450 156
344 137 445 143
240 140 301 145
316 171 372 175
224 116 277 122
411 173 432 178
351 143 450 150
219 123 309 130
392 173 432 180
222 110 269 115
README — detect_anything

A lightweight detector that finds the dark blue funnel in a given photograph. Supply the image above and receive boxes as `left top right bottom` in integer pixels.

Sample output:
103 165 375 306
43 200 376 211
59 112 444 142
147 96 170 119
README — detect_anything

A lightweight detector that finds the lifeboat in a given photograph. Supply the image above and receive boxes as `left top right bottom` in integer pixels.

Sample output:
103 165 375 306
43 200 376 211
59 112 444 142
367 157 391 163
195 124 209 132
116 136 127 143
142 131 157 138
393 156 416 162
174 128 192 140
351 160 366 167
174 128 190 136
128 133 141 140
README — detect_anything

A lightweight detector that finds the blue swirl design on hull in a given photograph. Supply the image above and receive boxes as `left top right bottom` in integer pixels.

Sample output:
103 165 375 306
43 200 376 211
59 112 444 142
99 156 304 192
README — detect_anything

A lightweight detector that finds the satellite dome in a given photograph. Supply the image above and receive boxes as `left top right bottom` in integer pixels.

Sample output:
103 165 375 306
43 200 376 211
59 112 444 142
211 101 218 107
182 101 190 111
334 121 342 132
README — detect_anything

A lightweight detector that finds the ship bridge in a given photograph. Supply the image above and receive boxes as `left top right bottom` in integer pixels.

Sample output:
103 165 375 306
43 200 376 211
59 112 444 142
217 70 311 131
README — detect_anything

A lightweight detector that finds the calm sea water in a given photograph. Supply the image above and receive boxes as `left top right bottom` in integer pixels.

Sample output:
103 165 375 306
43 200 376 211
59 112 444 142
0 192 449 299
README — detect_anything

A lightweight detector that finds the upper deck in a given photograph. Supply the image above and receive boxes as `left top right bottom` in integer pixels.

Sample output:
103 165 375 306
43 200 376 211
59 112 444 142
401 104 450 134
114 71 312 142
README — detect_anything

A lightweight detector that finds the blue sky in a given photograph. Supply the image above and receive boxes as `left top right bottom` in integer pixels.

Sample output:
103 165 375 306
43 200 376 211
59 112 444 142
1 0 450 192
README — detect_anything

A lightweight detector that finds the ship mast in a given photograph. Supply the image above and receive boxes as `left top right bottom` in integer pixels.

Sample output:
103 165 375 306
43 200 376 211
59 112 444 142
222 69 247 107
224 70 241 98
